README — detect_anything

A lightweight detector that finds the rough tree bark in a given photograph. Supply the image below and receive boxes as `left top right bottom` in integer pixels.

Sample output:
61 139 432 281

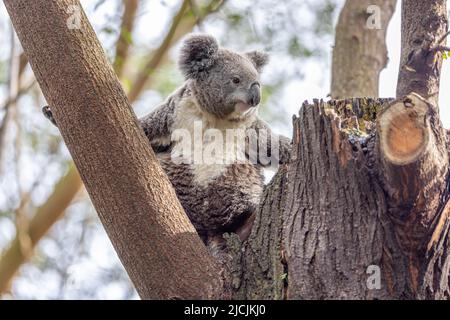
331 0 397 98
233 94 449 299
397 0 448 105
232 0 450 299
3 0 449 300
3 0 225 299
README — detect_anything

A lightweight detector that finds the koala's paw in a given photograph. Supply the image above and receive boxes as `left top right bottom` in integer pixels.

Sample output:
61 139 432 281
42 106 57 126
234 212 256 242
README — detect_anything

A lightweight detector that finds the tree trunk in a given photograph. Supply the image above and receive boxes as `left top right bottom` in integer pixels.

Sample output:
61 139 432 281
4 0 450 300
331 0 397 99
396 0 448 106
0 0 225 295
233 96 450 299
233 0 450 300
3 0 225 299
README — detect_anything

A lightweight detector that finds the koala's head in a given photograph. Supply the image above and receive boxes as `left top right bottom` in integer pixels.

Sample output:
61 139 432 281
179 34 269 119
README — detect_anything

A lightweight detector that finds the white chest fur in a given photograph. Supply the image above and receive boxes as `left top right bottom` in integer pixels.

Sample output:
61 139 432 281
170 96 256 187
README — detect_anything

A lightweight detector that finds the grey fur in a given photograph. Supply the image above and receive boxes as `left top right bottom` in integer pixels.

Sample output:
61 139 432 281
43 34 291 240
179 34 219 80
141 34 291 237
245 51 270 72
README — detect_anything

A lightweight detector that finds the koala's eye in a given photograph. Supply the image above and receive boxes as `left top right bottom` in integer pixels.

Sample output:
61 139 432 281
232 76 241 84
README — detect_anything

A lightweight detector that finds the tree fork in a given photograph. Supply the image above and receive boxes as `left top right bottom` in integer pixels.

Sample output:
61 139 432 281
4 0 225 299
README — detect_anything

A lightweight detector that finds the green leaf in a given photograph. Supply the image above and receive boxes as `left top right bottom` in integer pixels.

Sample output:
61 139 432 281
288 37 314 58
227 13 243 26
101 26 116 35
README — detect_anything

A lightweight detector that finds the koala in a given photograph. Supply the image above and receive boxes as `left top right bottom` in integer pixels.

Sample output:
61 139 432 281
43 34 291 243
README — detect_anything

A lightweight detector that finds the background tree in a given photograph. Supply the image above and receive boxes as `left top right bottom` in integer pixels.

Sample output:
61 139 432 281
331 0 397 98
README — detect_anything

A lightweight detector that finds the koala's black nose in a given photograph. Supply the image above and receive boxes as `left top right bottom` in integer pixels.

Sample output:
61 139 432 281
248 82 261 107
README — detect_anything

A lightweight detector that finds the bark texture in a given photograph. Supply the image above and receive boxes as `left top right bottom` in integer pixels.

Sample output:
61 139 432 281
0 0 224 295
230 167 288 299
231 0 450 300
4 0 224 299
331 0 397 99
234 97 450 299
378 94 448 261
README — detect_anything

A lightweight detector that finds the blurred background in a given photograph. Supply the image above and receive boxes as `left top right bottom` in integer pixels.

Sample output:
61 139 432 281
0 0 448 299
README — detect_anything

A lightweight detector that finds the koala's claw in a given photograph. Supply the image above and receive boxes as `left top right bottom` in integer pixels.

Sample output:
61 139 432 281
42 105 57 126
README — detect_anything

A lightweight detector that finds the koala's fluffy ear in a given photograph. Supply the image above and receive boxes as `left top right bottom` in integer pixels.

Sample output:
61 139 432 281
245 51 269 72
179 34 219 79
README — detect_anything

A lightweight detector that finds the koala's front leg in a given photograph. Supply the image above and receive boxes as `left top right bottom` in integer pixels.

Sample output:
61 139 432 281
138 97 177 152
42 106 57 126
249 118 292 166
42 96 176 152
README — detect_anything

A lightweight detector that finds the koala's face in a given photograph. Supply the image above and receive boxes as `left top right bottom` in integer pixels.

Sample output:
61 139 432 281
179 34 269 119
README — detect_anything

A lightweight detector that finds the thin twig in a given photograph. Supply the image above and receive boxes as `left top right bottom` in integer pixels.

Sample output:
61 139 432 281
0 78 36 111
431 45 450 53
436 29 450 45
127 0 190 103
0 24 21 174
188 0 201 22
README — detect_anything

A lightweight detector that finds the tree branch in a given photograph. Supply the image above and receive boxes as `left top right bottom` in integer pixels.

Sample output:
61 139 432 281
376 0 449 295
431 45 450 53
331 0 397 98
0 165 82 293
0 23 21 172
377 93 448 250
0 0 223 292
380 0 449 247
3 0 224 299
0 77 36 111
396 0 448 106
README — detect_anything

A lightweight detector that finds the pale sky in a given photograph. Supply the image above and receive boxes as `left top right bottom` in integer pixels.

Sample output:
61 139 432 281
281 0 450 130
